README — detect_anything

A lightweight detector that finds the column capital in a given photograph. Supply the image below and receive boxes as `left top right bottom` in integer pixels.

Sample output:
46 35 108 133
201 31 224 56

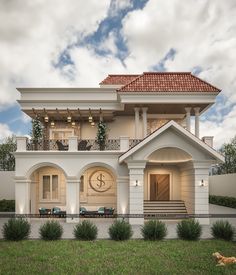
184 107 192 113
193 107 200 114
127 160 147 170
141 107 148 112
134 107 140 112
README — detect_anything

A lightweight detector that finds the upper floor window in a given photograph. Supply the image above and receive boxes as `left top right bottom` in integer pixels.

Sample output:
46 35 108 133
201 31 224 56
42 175 59 200
50 129 74 140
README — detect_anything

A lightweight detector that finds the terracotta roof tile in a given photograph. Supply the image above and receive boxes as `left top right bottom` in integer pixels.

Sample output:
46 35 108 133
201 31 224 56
100 74 140 85
118 72 220 93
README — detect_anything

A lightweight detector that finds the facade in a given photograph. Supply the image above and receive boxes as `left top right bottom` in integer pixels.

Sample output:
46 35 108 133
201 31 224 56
15 72 224 224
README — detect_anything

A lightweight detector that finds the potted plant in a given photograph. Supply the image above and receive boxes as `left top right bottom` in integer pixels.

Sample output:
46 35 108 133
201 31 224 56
96 121 107 150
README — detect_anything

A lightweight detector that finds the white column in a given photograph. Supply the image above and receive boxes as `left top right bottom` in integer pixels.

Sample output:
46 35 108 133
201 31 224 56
16 136 27 152
116 176 129 215
66 178 80 223
194 107 200 138
120 136 129 151
185 107 191 132
134 107 140 139
142 107 148 138
193 161 211 225
15 178 31 214
30 181 37 214
127 161 146 225
68 136 78 151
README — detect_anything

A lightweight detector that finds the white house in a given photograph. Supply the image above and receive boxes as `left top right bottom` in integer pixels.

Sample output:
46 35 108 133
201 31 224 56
15 72 224 224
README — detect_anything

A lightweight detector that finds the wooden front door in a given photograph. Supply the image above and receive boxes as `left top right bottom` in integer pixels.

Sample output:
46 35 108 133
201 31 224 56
150 174 170 200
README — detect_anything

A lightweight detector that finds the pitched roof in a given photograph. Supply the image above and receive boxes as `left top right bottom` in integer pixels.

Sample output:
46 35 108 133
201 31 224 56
119 120 224 163
118 72 220 93
100 74 140 85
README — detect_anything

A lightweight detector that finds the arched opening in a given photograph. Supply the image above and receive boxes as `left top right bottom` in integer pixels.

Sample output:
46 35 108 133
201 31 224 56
29 164 67 214
80 166 117 211
144 147 194 215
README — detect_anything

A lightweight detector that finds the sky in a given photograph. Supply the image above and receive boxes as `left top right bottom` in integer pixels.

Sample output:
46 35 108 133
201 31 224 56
0 0 235 148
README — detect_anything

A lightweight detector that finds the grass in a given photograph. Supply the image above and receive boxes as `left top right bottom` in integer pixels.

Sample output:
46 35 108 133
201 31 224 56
0 240 236 274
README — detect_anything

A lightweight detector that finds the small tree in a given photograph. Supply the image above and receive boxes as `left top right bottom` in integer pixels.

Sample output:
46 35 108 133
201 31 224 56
0 136 16 171
214 136 236 175
96 121 107 150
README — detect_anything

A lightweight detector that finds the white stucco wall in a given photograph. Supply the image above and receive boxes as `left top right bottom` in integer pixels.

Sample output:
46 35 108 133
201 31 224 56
0 171 15 200
209 173 236 197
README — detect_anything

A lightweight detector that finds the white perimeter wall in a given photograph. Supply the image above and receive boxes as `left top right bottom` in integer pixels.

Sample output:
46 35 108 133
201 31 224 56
209 173 236 197
0 171 15 199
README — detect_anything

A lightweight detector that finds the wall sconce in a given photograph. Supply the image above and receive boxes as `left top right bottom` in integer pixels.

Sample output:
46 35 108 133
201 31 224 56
199 179 207 187
134 180 139 187
71 121 76 127
91 121 95 127
50 121 55 128
44 115 49 122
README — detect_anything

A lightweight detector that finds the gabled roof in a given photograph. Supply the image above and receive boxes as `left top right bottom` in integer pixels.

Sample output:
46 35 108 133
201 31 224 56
119 120 224 163
118 72 220 93
99 74 140 85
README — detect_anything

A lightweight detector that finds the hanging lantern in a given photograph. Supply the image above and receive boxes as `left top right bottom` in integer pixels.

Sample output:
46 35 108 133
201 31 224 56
44 115 49 122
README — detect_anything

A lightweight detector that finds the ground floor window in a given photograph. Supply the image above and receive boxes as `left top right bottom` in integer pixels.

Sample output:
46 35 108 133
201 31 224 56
42 175 59 200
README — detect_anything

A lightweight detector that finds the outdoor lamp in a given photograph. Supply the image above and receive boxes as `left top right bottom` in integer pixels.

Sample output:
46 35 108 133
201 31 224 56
67 116 71 123
44 115 49 122
50 121 55 127
91 121 95 127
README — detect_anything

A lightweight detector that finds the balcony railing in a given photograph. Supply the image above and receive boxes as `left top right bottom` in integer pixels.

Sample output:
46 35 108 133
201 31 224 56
17 137 141 152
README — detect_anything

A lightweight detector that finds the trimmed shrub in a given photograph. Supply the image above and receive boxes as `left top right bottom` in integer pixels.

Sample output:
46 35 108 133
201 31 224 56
2 218 31 241
211 220 235 241
108 220 133 241
141 220 167 240
177 219 202 240
74 220 98 240
209 195 236 209
39 220 63 240
0 199 15 212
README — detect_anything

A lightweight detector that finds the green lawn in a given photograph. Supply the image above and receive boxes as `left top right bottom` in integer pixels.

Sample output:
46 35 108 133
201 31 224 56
0 240 235 274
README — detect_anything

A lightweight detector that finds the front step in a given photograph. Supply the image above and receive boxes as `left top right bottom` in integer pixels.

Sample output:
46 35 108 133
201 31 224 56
144 200 187 216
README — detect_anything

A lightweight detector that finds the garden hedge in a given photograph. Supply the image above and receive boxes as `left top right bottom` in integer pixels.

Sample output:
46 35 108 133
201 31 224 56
209 195 236 209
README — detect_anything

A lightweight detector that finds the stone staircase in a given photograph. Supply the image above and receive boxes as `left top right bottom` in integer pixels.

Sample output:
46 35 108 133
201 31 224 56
144 200 187 217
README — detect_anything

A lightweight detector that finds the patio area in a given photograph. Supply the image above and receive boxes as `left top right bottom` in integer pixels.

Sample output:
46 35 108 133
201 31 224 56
0 204 236 239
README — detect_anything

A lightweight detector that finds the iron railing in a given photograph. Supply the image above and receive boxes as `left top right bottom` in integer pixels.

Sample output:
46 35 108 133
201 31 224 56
26 139 68 151
26 139 121 151
129 139 142 148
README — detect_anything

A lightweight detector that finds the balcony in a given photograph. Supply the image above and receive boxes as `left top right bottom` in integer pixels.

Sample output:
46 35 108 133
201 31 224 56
16 137 142 152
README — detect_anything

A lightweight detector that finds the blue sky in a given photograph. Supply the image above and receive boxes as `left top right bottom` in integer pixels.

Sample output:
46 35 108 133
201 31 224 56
0 0 235 148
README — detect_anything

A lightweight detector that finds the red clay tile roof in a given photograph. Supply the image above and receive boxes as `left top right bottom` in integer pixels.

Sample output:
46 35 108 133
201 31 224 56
100 74 140 85
117 72 220 93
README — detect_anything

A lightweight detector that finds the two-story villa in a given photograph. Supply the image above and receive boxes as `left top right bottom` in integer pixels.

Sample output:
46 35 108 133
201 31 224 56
15 72 224 224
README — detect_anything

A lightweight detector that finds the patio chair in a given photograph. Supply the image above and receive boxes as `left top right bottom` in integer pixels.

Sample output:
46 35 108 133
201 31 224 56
56 140 68 151
39 207 51 216
52 207 66 218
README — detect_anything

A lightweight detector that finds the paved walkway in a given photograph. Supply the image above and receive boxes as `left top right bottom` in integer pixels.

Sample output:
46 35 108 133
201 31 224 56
0 204 235 239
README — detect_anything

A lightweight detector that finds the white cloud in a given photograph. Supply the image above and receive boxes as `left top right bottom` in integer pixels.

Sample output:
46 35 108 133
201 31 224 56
0 0 110 110
0 123 13 141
